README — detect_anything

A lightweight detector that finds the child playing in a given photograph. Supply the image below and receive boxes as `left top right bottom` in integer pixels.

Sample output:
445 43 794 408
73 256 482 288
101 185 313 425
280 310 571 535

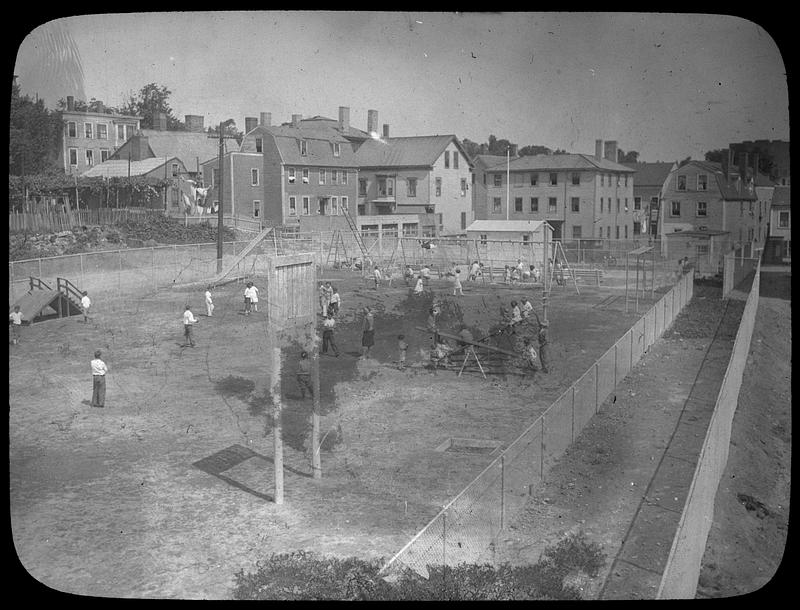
182 305 198 347
250 283 259 312
413 275 425 296
452 268 464 296
329 286 340 316
244 283 253 315
204 286 214 317
9 305 23 344
397 334 408 369
80 291 91 322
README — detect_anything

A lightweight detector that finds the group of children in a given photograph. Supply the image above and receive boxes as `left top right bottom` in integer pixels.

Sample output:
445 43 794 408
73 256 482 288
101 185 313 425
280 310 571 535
503 259 542 285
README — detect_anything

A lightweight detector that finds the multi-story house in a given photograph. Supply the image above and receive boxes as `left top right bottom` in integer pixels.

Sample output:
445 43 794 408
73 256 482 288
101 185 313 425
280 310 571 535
478 139 636 242
354 131 474 236
471 153 511 223
765 185 790 263
623 162 677 237
58 95 140 175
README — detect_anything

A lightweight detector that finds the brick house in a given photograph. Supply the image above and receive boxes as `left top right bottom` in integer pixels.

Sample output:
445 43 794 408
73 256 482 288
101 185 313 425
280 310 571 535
58 96 140 176
477 139 636 242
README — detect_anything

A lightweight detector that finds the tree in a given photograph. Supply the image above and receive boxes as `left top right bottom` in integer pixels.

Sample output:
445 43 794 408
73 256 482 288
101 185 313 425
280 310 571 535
119 83 186 130
10 78 61 176
617 149 639 164
518 144 552 156
704 149 727 164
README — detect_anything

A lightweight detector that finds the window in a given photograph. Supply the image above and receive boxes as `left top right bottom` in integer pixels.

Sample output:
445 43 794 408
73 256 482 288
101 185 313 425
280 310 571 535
514 197 523 212
341 196 348 212
633 221 642 235
289 196 297 216
255 138 263 153
97 124 108 139
172 163 179 177
634 197 641 210
740 202 743 217
624 175 628 187
117 124 126 140
253 200 261 218
548 197 557 213
407 177 417 197
616 198 620 213
696 244 710 256
549 172 558 186
333 142 341 157
600 197 604 213
677 175 687 190
778 211 789 228
624 225 628 238
334 170 341 184
436 213 443 231
84 123 93 139
444 150 450 168
696 201 707 217
359 178 367 196
251 168 259 186
492 197 502 213
697 174 708 191
493 173 502 187
300 139 308 156
461 212 467 230
616 175 621 186
607 226 611 238
341 170 348 184
572 225 582 238
378 177 394 197
571 172 580 185
85 150 94 166
530 197 539 212
460 178 467 197
522 234 530 243
331 196 338 215
624 198 628 212
302 196 310 215
302 168 309 184
615 225 620 239
288 168 296 184
530 173 538 186
67 122 77 138
600 174 605 187
100 149 110 162
479 234 488 245
68 148 78 166
571 197 580 213
453 153 459 169
435 177 442 197
671 201 681 216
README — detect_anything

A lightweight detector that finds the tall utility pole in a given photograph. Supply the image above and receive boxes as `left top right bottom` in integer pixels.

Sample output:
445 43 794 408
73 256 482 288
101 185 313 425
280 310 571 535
505 146 510 221
210 119 236 274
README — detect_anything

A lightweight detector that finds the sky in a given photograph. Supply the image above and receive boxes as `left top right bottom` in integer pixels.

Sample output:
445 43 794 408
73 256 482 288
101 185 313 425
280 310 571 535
14 11 790 163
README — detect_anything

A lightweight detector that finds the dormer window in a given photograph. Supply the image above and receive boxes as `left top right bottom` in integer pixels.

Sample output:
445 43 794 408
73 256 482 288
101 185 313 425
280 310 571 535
255 137 263 153
300 139 308 156
333 142 341 157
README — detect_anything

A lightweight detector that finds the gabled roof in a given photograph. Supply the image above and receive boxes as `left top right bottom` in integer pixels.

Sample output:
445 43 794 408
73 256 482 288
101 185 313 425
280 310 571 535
771 185 790 207
80 157 181 178
485 153 635 173
674 160 757 201
354 135 474 168
623 162 676 186
473 154 512 169
137 129 239 169
465 220 551 233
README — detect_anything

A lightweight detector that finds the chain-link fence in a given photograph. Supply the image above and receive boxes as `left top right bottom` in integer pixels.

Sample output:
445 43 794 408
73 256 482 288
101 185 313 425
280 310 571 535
657 263 761 599
380 271 695 577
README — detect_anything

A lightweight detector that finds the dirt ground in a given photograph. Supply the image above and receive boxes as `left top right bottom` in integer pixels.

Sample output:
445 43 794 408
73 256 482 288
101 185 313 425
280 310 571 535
10 270 667 599
490 271 791 599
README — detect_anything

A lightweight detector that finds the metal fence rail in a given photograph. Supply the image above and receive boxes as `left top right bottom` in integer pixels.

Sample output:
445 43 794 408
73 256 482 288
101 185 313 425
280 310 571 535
657 263 761 598
380 271 695 577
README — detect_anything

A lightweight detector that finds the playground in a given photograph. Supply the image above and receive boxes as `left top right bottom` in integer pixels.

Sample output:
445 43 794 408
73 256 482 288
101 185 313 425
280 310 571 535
10 255 678 598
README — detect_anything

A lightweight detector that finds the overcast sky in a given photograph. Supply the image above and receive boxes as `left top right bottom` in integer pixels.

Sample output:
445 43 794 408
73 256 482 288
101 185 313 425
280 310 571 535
14 11 789 163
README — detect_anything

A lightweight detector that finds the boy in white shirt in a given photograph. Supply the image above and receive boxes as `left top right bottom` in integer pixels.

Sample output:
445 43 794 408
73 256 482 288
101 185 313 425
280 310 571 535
250 283 259 312
182 305 198 347
90 350 108 408
9 305 23 344
80 291 91 322
204 286 214 317
243 283 253 315
329 287 341 316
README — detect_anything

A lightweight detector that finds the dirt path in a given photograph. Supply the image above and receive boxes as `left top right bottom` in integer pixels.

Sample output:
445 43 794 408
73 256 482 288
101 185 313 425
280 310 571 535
488 282 751 598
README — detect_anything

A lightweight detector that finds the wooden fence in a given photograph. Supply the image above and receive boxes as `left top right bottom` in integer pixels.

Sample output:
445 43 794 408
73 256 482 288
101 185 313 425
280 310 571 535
8 208 159 233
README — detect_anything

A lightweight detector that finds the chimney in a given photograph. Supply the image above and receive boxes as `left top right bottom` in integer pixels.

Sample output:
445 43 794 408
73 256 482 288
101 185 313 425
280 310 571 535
244 116 258 133
367 109 379 135
95 100 105 114
292 114 302 128
67 95 75 111
184 115 205 132
604 140 618 163
260 112 271 127
382 123 390 138
152 111 167 131
726 147 734 178
595 139 604 161
338 106 350 132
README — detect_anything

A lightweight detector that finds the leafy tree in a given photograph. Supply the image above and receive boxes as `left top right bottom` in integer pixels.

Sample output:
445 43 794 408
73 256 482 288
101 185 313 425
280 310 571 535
518 145 552 156
617 150 639 163
119 83 186 130
704 149 727 164
10 78 62 176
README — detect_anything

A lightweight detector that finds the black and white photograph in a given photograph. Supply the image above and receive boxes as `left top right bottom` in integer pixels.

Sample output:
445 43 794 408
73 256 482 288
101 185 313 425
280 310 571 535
9 10 791 600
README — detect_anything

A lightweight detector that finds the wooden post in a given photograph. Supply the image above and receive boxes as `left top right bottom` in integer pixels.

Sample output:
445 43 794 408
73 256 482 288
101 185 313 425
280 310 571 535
80 253 85 288
118 249 122 297
595 362 599 414
270 337 284 504
500 455 506 531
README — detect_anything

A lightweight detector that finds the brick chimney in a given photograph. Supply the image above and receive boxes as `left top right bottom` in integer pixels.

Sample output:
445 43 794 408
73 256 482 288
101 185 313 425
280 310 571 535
292 114 302 128
184 115 205 132
595 139 604 161
260 112 271 127
382 123 390 138
367 109 379 134
244 116 258 133
95 100 105 114
339 106 350 132
66 95 75 111
604 140 618 163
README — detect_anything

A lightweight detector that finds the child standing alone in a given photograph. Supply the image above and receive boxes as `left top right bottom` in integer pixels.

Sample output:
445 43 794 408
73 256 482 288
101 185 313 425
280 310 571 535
397 334 408 369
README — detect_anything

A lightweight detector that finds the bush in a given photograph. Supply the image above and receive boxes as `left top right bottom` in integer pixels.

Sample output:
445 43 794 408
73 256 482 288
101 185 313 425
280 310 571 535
231 531 606 600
